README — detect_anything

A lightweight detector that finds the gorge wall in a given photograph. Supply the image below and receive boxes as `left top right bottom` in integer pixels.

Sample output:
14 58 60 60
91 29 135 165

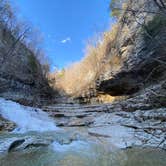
73 0 166 106
0 25 54 106
98 0 166 95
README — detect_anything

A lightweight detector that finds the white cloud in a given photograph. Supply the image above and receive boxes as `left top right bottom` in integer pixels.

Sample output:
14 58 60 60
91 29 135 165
61 37 71 44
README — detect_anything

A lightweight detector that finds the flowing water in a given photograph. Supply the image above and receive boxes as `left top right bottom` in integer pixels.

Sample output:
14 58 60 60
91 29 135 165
0 98 59 133
0 98 166 166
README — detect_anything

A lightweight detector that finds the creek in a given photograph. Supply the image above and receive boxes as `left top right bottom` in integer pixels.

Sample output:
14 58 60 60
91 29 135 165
0 98 166 166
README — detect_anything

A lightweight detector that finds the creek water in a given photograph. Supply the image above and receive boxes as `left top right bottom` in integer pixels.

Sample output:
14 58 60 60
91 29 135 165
0 98 166 166
0 143 166 166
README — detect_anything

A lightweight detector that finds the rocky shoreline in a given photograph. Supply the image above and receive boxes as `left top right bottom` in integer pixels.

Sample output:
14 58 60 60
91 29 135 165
0 93 165 154
42 104 166 150
0 80 165 151
41 83 166 150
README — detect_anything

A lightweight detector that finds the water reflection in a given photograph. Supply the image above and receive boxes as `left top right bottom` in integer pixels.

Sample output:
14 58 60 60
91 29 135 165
0 145 166 166
125 148 166 166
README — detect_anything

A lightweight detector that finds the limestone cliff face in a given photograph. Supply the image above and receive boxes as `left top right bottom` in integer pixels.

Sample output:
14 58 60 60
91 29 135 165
97 0 166 104
73 0 166 104
0 25 53 105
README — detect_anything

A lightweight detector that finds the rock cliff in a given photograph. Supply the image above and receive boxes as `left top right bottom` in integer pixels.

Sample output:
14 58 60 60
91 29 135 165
73 0 166 105
98 0 166 98
0 24 54 106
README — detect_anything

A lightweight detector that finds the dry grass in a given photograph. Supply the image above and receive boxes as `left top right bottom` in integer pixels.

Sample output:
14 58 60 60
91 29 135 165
52 24 120 96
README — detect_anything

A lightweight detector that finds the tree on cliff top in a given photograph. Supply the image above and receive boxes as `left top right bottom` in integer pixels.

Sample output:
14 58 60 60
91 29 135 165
0 0 50 75
0 0 54 98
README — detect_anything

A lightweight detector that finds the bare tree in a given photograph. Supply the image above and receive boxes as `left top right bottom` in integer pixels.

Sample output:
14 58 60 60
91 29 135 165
1 25 31 64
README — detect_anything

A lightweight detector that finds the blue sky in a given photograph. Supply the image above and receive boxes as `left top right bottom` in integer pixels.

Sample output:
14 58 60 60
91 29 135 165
11 0 113 70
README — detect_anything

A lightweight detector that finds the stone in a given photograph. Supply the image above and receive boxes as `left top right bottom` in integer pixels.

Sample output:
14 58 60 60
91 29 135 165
0 116 16 132
88 125 136 149
0 136 53 153
67 117 94 127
